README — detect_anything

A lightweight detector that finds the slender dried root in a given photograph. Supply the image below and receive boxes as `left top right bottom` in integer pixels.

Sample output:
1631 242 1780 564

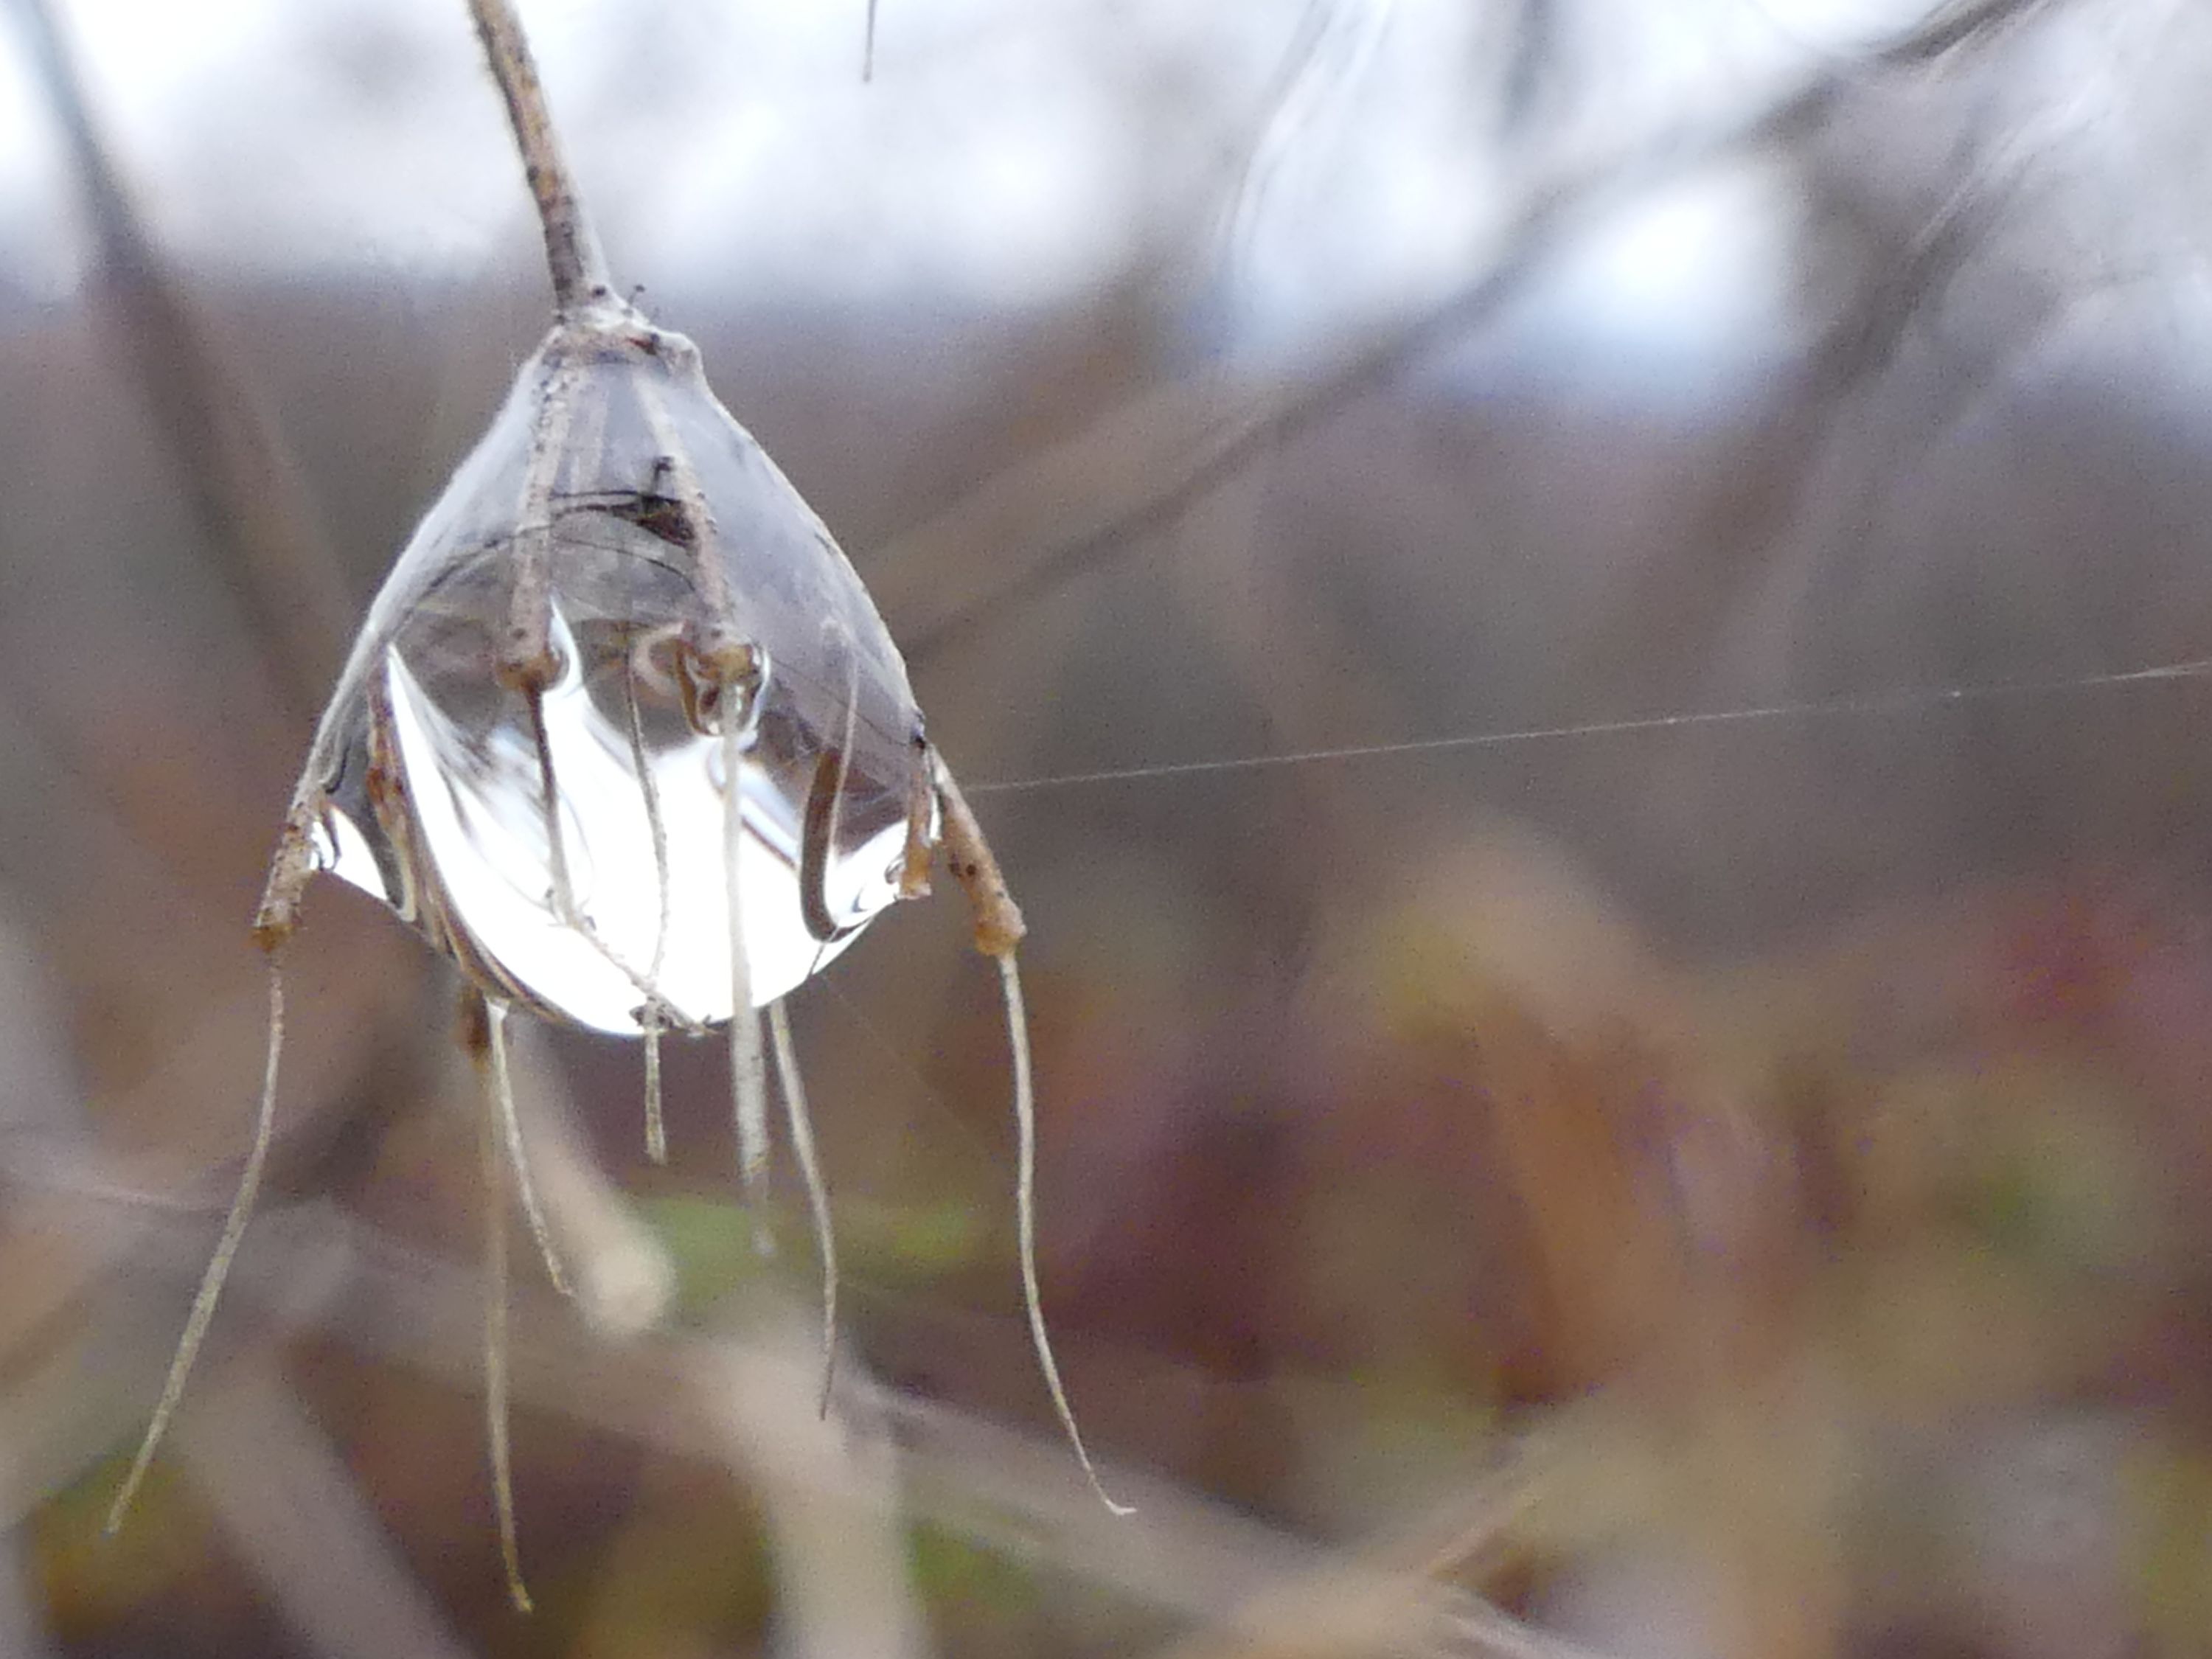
936 757 1124 1508
768 999 838 1416
641 1022 667 1166
998 952 1134 1516
484 1000 571 1298
722 712 773 1256
479 1046 532 1613
623 658 675 1164
106 959 289 1534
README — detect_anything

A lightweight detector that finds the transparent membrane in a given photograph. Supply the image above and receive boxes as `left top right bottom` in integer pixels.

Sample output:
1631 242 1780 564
301 312 931 1033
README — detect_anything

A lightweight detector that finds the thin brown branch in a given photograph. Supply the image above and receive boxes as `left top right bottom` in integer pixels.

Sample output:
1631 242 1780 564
465 0 615 313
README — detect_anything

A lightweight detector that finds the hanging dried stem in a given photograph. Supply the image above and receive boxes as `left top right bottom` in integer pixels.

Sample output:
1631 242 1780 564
105 959 288 1534
622 659 675 1164
464 0 613 315
477 1027 532 1613
484 998 572 1298
936 757 1129 1514
997 952 1132 1516
723 712 774 1251
933 759 1027 957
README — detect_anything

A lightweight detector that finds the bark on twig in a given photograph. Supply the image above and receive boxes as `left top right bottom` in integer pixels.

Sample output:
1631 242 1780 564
464 0 615 315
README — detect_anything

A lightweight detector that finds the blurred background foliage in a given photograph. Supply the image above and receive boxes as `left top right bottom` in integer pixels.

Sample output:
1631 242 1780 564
6 0 2212 1654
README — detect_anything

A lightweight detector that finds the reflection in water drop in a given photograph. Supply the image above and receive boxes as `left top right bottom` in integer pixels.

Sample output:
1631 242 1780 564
300 315 931 1033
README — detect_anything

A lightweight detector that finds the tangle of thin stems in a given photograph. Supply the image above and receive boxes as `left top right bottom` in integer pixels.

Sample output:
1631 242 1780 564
768 999 839 1415
105 959 288 1534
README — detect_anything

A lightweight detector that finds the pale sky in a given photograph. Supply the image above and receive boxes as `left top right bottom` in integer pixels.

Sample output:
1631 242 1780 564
0 0 2185 397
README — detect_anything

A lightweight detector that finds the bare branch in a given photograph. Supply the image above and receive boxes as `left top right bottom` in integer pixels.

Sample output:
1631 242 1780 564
465 0 615 313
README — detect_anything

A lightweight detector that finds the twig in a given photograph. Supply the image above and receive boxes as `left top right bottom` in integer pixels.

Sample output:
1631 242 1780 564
464 0 614 315
723 717 773 1245
479 1043 532 1613
3 1153 1540 1657
104 961 287 1535
488 1015 675 1339
936 759 1132 1514
481 997 572 1299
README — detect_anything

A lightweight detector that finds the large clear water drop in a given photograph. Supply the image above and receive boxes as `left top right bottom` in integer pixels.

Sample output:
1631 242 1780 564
301 311 931 1034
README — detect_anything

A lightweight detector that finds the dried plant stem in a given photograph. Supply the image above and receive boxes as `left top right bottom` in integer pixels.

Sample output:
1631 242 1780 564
936 757 1127 1513
484 1000 571 1298
105 959 287 1534
768 1001 838 1414
500 364 689 1025
464 0 611 314
933 759 1026 957
641 1021 667 1165
479 1060 532 1613
723 714 773 1251
498 347 581 698
623 661 674 1163
998 953 1132 1515
801 633 863 978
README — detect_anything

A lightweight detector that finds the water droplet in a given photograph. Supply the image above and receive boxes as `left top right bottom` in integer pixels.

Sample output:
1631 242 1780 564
305 313 931 1033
